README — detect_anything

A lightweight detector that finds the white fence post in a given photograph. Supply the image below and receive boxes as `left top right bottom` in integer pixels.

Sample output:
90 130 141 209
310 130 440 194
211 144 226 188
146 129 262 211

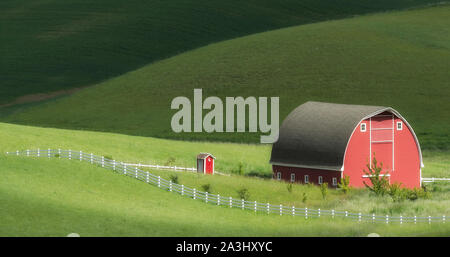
386 215 389 224
101 156 104 167
318 208 321 218
193 188 196 200
48 148 50 158
146 171 150 183
113 160 116 171
90 153 93 164
38 148 40 157
292 206 295 216
123 163 126 174
372 213 375 223
68 149 71 160
254 201 257 213
305 207 308 219
158 176 161 188
16 150 19 156
267 203 270 214
280 204 282 216
428 216 431 224
135 166 138 178
58 148 61 158
217 194 220 205
181 184 184 195
400 215 403 225
332 209 335 219
229 197 232 208
345 211 348 218
414 216 417 224
27 149 29 157
242 199 244 210
358 213 361 222
79 150 82 161
169 181 173 192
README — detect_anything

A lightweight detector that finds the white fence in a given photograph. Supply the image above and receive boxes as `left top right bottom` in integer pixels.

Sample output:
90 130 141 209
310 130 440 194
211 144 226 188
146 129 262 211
122 162 230 176
422 177 450 183
5 148 448 225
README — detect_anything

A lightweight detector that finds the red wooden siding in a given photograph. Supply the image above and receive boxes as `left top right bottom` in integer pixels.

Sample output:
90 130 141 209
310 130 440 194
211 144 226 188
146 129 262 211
272 165 340 187
205 156 214 174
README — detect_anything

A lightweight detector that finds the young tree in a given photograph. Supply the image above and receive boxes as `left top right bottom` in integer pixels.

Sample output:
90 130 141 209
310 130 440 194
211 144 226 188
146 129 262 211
320 182 328 200
338 175 351 194
363 155 390 196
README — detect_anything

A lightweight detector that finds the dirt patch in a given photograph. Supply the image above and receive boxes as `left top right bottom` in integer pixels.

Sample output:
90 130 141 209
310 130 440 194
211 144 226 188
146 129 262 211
0 87 84 108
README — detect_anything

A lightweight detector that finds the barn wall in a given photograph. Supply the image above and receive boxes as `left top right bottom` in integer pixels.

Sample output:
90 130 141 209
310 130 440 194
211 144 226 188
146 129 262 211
272 165 341 188
392 116 421 188
343 112 421 189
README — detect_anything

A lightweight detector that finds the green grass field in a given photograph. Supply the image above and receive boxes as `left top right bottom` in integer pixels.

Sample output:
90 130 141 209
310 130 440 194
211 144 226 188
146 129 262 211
1 155 449 236
1 122 449 222
1 2 449 237
1 0 438 105
3 4 449 150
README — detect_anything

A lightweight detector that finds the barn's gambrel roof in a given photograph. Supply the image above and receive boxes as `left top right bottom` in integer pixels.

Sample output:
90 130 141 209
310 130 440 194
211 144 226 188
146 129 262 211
270 101 423 171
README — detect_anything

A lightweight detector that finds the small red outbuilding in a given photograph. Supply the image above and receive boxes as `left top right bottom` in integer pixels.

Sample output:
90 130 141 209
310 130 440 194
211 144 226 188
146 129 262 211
270 101 423 189
197 153 215 175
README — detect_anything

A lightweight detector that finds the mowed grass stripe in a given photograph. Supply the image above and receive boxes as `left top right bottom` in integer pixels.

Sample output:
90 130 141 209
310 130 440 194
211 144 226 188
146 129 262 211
4 5 449 149
1 0 439 104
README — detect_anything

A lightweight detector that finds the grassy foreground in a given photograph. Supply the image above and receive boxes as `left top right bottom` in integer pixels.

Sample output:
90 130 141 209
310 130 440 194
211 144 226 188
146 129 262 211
4 5 450 149
1 155 448 236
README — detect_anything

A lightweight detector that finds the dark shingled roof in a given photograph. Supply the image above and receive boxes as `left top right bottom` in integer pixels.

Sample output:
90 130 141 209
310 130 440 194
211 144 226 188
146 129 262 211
197 153 215 159
270 101 421 171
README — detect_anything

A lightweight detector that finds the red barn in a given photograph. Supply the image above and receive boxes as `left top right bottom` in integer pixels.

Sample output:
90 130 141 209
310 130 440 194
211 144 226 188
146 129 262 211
197 153 215 175
270 102 423 189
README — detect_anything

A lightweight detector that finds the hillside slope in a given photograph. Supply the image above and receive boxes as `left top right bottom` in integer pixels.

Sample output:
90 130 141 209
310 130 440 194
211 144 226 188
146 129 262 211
0 0 444 105
4 5 449 149
1 155 449 236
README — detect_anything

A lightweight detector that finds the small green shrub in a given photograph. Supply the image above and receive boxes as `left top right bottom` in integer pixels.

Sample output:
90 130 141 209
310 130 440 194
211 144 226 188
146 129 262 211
387 182 431 202
169 174 179 184
302 192 308 204
232 162 244 175
54 154 60 158
247 170 272 179
165 156 176 166
338 175 351 194
236 187 250 201
388 182 407 202
201 183 212 193
320 182 328 200
406 188 431 201
287 183 293 193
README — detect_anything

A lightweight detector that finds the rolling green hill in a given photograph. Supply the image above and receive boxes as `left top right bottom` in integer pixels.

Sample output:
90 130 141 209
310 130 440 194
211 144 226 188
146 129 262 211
3 5 449 149
0 0 444 105
2 155 448 236
1 122 449 235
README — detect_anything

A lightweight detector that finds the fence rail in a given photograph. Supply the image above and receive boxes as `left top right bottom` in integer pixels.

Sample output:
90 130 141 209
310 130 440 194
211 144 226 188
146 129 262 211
122 162 230 176
5 148 448 224
422 177 450 182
